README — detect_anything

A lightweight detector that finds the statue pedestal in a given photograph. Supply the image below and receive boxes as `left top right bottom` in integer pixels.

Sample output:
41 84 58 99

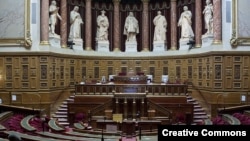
153 41 167 52
202 34 214 47
49 34 61 48
179 38 193 50
96 41 110 52
125 41 137 52
69 38 83 51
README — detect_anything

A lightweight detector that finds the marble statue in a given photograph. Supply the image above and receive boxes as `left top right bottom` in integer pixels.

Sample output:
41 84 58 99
49 0 62 36
123 12 139 42
178 6 194 40
68 6 83 40
153 11 167 41
96 10 109 41
203 0 213 35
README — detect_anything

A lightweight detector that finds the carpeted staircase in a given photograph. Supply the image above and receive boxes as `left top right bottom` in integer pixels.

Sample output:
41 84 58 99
52 95 75 127
186 95 209 124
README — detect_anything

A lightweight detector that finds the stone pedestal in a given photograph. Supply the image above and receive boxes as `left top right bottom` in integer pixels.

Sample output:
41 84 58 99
179 38 193 50
153 41 167 52
125 41 137 52
202 34 214 47
69 38 84 51
96 41 110 52
49 34 61 48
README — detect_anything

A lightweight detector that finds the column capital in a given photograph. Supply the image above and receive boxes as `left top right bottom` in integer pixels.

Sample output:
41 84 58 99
170 0 177 2
85 0 92 2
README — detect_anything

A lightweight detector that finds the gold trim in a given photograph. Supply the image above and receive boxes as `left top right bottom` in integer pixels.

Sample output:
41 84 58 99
230 0 250 47
40 41 50 45
141 48 149 52
212 40 222 45
195 44 202 48
170 46 177 50
85 47 93 51
61 45 68 48
113 48 121 52
0 0 32 48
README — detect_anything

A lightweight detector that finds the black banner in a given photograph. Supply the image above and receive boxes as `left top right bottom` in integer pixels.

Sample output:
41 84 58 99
158 125 250 139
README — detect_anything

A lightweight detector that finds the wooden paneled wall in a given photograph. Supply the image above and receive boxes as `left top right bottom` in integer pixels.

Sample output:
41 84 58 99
0 52 249 117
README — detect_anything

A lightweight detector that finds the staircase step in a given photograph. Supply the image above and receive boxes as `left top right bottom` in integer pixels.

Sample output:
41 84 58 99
61 105 68 108
193 115 208 119
53 115 68 118
57 118 68 122
59 122 70 126
56 111 68 115
58 108 67 111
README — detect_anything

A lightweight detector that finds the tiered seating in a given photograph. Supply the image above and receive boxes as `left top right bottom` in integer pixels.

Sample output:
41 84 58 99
48 118 65 132
221 114 240 125
3 131 68 141
211 115 229 125
232 112 250 125
7 114 25 132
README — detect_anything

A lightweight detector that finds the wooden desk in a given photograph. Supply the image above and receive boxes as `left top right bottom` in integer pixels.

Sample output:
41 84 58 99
96 119 161 132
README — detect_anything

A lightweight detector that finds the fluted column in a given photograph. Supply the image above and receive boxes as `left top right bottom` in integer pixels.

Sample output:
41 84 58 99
60 0 67 48
40 0 50 45
85 0 92 50
113 0 121 52
141 0 149 51
195 0 202 47
212 0 222 44
170 0 177 50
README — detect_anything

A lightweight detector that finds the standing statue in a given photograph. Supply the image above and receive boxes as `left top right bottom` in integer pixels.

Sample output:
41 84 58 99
153 11 167 41
203 0 213 35
178 6 194 39
68 6 83 40
96 10 109 41
49 0 62 36
123 12 139 42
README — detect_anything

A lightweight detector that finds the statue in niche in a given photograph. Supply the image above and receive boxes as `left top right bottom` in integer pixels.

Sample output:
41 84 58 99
96 10 109 41
178 6 194 40
203 0 213 36
68 6 83 41
123 12 139 42
49 0 62 37
153 11 167 41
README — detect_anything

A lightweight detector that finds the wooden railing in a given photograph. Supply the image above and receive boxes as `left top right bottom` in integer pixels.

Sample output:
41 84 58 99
75 84 188 96
89 99 113 117
147 100 172 120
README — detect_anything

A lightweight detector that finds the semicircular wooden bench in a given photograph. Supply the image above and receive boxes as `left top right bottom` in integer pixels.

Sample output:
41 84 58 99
48 118 65 132
73 122 85 130
222 114 241 125
20 115 37 132
203 118 213 125
4 130 68 141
